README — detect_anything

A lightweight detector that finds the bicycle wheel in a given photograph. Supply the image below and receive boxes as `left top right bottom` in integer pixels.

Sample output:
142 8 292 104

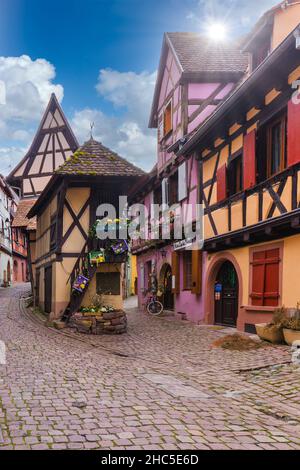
147 300 163 316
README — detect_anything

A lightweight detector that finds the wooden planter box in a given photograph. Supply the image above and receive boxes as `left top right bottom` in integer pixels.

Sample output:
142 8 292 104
283 328 300 346
255 323 284 344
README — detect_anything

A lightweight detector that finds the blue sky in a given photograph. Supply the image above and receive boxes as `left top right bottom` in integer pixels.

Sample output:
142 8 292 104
0 0 276 173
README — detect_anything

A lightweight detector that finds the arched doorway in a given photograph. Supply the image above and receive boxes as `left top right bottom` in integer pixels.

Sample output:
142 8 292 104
159 263 174 311
214 261 239 327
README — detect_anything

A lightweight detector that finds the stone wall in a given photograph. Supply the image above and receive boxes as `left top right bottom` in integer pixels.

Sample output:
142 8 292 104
69 310 127 335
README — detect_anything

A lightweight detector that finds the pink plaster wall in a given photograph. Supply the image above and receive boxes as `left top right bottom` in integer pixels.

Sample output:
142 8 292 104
188 105 217 134
215 83 235 100
188 83 220 100
136 246 205 323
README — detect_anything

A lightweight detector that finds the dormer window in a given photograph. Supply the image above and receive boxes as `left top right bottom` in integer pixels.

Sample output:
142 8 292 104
163 100 172 137
252 38 271 71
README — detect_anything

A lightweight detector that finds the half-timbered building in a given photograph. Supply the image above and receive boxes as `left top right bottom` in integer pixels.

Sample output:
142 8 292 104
175 0 300 331
131 31 247 321
27 138 144 318
6 93 79 291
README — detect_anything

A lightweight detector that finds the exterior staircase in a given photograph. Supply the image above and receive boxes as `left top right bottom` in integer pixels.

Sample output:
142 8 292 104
61 240 96 322
61 237 128 322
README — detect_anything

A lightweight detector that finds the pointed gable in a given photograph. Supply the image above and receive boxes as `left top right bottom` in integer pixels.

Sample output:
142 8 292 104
7 93 79 198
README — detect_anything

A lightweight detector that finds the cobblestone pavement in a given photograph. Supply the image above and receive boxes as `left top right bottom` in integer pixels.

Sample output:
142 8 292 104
0 284 300 450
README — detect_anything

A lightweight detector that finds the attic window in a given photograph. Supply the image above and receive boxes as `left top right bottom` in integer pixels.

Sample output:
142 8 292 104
163 101 172 137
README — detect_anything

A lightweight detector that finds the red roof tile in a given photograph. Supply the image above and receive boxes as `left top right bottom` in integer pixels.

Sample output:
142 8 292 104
12 198 37 231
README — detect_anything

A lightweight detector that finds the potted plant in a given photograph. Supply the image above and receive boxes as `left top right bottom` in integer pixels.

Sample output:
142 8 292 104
283 304 300 345
255 307 286 344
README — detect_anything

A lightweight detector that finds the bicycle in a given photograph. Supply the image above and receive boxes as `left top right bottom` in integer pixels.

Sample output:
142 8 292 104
146 294 164 316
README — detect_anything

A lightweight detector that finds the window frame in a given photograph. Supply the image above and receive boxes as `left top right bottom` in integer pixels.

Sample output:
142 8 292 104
249 242 283 309
163 99 173 137
183 251 193 291
169 171 178 206
266 111 287 178
228 151 243 197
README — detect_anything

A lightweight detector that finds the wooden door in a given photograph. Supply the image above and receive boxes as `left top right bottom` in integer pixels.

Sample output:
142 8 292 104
44 266 52 314
163 265 174 311
35 270 40 307
215 261 238 327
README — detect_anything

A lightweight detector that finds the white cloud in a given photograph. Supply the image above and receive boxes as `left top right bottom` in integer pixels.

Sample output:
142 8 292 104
0 55 63 122
72 68 157 171
0 146 28 176
0 60 157 175
0 55 64 174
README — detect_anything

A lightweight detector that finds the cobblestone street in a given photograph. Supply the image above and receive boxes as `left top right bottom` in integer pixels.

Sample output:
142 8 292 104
0 284 300 450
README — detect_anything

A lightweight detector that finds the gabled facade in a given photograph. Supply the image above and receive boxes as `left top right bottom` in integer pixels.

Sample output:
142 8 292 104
28 138 144 318
7 93 78 198
132 32 247 322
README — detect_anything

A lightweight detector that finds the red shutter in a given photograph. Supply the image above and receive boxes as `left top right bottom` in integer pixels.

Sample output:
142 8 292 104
251 249 280 307
171 251 180 294
251 251 265 306
287 99 300 167
216 164 227 202
243 130 256 190
264 249 280 307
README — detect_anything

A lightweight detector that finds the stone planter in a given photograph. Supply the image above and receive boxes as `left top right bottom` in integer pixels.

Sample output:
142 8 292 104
69 310 127 335
283 328 300 346
255 323 284 344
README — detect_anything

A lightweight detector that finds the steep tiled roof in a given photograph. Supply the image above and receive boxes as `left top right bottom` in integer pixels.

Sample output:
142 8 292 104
166 33 248 73
56 138 145 177
12 198 37 231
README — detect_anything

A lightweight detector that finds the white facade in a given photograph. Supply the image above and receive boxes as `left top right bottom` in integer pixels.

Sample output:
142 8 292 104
0 179 13 286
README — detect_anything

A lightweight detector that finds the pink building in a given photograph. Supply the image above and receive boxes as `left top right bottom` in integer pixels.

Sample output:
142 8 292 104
131 33 247 322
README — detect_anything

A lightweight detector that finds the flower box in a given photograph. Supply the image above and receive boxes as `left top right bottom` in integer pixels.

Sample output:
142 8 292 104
283 328 300 346
255 323 284 344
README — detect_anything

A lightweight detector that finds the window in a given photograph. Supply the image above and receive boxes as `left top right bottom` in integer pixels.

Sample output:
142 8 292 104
96 272 120 295
163 101 172 137
169 171 178 206
250 248 280 307
162 178 169 206
154 186 162 206
178 162 187 201
145 260 152 291
183 251 193 290
228 153 243 196
252 39 270 71
50 214 57 251
266 113 287 177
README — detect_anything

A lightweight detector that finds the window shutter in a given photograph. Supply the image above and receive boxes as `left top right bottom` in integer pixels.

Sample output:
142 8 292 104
287 99 300 167
216 164 227 202
251 249 280 307
171 251 180 294
264 249 280 307
251 252 265 306
191 250 202 295
178 162 187 201
162 178 169 207
243 130 256 190
158 113 164 142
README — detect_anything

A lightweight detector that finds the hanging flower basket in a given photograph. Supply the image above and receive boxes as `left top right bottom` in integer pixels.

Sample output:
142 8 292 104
89 250 106 266
72 274 89 294
110 240 128 255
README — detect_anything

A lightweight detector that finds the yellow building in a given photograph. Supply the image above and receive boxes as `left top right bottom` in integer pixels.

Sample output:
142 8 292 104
27 138 144 319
